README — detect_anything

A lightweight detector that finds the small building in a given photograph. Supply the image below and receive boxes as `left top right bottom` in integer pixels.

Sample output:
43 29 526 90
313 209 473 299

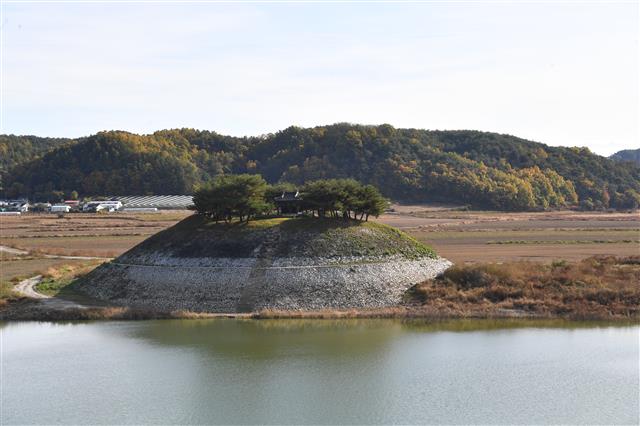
1 199 29 213
274 191 303 215
82 200 123 213
111 195 194 210
50 205 71 213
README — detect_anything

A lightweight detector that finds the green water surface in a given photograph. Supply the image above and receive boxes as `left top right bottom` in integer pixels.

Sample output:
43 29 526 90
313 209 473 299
1 319 638 425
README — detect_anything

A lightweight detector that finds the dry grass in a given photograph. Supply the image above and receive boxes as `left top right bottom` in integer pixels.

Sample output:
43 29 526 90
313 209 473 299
377 208 639 263
407 256 640 320
0 303 252 321
0 211 188 257
0 258 88 282
0 282 21 307
0 236 147 258
36 260 105 296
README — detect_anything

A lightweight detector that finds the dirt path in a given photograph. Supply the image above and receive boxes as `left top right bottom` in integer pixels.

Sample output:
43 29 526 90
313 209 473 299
14 275 47 298
13 275 88 310
0 245 29 255
42 254 110 260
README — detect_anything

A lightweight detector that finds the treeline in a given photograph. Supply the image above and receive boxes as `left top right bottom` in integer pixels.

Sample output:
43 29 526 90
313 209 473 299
3 125 639 211
193 175 387 222
610 149 640 167
0 134 71 171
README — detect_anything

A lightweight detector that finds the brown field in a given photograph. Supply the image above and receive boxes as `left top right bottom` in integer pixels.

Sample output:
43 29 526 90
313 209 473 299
0 235 150 258
0 207 638 267
0 211 188 285
0 257 87 283
0 211 190 258
377 206 640 263
0 211 189 238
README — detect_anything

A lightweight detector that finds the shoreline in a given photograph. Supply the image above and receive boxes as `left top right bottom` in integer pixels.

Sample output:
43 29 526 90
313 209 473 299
3 255 638 323
1 298 638 322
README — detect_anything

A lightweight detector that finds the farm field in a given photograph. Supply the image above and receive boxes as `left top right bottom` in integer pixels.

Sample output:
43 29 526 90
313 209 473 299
0 235 150 258
0 211 190 259
0 208 638 278
0 256 87 283
377 207 640 263
0 212 189 283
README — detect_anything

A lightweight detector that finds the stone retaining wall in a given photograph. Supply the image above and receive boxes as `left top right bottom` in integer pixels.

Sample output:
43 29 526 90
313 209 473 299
77 256 452 313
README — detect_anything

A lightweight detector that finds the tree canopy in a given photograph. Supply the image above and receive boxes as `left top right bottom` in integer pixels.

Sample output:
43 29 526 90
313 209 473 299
301 179 388 220
2 125 638 211
193 175 388 222
610 149 640 167
193 174 270 222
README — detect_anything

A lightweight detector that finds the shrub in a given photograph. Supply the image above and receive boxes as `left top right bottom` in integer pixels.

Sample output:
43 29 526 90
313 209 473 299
442 266 496 289
408 256 640 319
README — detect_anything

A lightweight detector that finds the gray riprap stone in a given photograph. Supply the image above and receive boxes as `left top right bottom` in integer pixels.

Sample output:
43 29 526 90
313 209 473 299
77 256 452 313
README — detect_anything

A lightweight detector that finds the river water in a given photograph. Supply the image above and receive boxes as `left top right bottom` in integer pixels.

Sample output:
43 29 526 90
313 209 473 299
1 319 638 425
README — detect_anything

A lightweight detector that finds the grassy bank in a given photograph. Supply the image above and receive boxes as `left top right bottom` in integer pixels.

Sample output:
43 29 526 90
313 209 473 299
35 261 104 296
129 215 438 260
0 282 20 308
405 255 639 320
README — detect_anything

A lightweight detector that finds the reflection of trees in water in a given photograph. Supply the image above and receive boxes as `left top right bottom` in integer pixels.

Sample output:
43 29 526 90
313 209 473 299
123 319 406 423
128 319 403 359
126 318 629 424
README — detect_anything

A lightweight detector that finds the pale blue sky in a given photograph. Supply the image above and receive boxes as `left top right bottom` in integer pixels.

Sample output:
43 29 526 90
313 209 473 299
2 1 638 155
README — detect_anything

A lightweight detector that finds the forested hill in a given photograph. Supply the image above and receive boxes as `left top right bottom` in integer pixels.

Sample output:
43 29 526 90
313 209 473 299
610 149 640 166
0 134 73 171
3 124 639 210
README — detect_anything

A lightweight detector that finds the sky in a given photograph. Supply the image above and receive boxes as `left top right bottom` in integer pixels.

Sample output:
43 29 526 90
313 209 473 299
1 1 638 156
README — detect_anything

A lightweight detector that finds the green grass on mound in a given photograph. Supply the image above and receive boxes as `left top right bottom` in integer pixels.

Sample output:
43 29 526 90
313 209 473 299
123 215 437 260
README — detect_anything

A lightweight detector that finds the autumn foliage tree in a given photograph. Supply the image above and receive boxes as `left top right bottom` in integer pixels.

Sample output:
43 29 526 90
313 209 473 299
3 125 638 211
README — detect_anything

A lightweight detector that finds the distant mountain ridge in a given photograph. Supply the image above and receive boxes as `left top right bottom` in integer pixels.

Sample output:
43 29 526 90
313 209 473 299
610 149 640 166
2 124 639 210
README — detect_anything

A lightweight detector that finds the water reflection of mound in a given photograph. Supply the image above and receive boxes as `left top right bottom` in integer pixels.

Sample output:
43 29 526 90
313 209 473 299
118 319 404 423
121 318 636 356
127 319 403 359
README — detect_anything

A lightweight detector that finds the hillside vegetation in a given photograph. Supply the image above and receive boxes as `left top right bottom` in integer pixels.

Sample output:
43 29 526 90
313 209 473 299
0 134 72 171
610 149 640 167
3 124 639 211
